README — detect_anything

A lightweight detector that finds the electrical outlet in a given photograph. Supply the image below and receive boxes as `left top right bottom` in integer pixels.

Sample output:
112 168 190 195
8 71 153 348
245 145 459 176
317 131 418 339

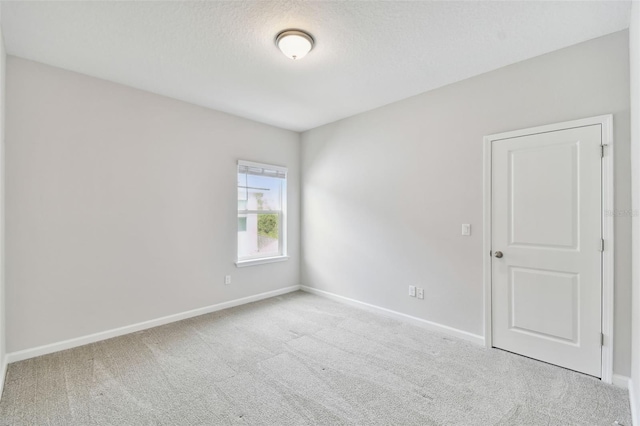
409 285 416 297
224 275 232 285
417 287 424 299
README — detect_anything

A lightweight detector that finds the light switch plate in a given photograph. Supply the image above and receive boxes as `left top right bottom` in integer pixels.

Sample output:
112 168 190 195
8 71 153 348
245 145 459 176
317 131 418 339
461 224 471 236
409 285 416 297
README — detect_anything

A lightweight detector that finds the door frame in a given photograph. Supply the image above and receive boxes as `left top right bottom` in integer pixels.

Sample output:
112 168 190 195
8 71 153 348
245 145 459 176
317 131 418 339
482 115 614 383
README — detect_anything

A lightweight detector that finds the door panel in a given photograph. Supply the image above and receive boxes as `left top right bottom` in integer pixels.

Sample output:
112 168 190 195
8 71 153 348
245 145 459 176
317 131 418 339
492 125 602 377
510 142 578 249
510 267 578 343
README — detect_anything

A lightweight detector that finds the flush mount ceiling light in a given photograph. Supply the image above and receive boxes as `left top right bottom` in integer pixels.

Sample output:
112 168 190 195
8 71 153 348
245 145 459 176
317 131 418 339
275 29 314 60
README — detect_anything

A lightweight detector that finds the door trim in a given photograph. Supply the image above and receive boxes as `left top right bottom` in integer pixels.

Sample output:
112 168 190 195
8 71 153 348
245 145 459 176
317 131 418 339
482 115 614 383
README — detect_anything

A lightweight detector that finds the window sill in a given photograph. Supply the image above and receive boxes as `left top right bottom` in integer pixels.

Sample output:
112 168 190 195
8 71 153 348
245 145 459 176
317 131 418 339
235 256 289 268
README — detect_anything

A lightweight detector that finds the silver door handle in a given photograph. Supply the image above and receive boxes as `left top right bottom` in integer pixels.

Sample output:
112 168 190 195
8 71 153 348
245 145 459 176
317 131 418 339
494 251 503 258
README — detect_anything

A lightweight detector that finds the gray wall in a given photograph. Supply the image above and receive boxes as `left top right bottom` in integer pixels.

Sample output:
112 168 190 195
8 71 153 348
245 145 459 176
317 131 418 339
301 31 632 376
629 1 640 416
0 14 5 372
6 57 300 353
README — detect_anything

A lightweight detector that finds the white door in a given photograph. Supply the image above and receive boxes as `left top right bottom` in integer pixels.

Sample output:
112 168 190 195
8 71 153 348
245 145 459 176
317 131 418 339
491 124 602 377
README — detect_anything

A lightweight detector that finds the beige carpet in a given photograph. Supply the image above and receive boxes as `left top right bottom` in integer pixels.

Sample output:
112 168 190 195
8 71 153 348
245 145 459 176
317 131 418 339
0 291 632 425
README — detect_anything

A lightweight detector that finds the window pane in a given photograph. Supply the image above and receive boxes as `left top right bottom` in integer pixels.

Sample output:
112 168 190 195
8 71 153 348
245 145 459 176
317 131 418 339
237 213 280 259
238 216 247 232
237 172 283 211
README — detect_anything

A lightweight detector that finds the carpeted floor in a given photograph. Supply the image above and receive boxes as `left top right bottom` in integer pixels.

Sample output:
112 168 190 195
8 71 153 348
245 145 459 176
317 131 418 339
0 291 632 425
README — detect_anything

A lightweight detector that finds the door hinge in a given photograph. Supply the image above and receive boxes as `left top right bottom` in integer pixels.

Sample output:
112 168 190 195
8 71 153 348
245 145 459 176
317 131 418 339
601 333 604 346
600 238 605 252
601 144 609 158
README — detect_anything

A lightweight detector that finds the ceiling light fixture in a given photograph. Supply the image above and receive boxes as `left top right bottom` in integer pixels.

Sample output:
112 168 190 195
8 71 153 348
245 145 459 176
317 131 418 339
275 29 314 60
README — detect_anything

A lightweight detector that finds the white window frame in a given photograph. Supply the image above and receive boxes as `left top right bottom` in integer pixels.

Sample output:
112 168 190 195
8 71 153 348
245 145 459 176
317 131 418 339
235 160 288 267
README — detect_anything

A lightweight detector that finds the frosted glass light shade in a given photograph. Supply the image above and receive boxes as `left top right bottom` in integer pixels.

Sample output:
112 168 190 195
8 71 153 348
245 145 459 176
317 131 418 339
276 30 314 60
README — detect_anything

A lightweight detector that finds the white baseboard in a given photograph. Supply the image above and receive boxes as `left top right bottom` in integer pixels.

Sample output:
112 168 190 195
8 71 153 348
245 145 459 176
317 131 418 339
6 285 301 364
300 285 485 346
630 378 638 426
612 374 631 389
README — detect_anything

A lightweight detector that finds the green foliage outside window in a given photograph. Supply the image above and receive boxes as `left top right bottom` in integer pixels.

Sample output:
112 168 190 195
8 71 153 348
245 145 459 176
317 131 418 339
258 214 278 239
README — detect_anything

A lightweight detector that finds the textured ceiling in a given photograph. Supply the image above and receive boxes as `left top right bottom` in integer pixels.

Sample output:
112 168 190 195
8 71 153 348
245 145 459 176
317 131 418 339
1 1 632 132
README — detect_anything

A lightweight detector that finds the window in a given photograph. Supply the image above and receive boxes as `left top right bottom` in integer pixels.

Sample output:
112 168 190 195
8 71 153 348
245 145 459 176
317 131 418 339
236 160 288 266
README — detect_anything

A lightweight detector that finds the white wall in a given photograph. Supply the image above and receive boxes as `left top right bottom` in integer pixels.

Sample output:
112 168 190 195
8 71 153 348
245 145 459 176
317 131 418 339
629 1 640 421
5 57 300 353
301 31 632 376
